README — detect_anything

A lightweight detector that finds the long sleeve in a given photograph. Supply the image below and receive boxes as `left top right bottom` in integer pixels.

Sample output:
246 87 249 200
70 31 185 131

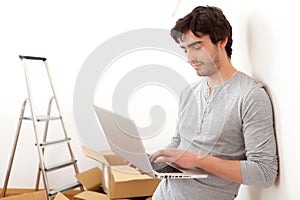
240 85 278 187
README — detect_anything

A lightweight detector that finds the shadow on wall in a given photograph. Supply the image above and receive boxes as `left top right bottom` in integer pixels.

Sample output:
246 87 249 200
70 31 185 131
246 14 273 83
246 14 283 200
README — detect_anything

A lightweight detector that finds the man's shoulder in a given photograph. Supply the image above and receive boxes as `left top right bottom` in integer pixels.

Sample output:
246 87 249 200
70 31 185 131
233 71 269 101
234 71 257 86
232 71 263 92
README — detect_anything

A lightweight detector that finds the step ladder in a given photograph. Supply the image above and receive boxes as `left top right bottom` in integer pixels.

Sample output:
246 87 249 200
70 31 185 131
1 55 83 199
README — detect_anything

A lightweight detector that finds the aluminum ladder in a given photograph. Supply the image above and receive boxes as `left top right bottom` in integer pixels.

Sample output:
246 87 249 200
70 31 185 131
1 55 83 199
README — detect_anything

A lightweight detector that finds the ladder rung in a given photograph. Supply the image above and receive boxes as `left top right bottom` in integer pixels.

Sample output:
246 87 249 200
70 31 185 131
23 115 61 122
45 159 77 172
48 181 82 197
36 138 71 147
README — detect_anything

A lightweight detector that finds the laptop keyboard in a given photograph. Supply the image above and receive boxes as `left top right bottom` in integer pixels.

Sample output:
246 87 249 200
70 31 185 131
151 162 183 173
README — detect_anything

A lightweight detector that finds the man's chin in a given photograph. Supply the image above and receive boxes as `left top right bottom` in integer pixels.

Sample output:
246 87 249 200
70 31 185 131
196 70 205 77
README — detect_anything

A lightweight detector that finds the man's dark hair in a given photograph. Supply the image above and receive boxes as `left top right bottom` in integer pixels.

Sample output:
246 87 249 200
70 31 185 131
171 6 233 58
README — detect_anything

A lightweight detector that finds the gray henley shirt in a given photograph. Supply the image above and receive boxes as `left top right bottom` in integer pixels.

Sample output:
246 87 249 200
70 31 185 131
152 71 278 200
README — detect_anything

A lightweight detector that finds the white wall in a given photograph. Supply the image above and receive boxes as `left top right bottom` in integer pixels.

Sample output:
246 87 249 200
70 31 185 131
1 0 299 199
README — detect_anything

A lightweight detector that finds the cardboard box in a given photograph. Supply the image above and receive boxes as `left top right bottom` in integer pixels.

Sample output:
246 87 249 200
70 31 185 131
0 190 47 200
0 190 104 200
81 146 160 199
74 167 133 200
75 167 102 192
54 192 70 200
0 191 76 200
75 191 109 200
74 167 108 199
0 146 159 200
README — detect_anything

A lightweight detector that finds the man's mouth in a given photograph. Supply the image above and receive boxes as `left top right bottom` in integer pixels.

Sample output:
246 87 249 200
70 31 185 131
192 63 202 70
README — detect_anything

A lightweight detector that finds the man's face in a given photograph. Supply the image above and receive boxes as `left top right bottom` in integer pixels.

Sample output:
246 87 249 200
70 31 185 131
179 30 220 77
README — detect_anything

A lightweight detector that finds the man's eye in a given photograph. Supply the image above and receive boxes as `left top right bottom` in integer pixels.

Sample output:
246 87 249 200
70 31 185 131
194 45 201 50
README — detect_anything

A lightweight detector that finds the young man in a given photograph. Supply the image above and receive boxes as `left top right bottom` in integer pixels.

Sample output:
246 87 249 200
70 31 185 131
148 6 278 199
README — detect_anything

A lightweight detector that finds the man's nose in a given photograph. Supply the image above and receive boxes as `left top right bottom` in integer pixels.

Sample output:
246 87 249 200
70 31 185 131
186 51 194 65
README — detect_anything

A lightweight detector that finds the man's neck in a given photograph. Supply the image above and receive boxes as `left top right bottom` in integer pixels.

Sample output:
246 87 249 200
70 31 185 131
207 61 237 89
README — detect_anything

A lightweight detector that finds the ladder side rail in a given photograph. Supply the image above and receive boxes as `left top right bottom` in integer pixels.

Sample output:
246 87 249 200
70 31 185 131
43 61 80 171
1 100 28 197
44 60 83 192
22 59 51 198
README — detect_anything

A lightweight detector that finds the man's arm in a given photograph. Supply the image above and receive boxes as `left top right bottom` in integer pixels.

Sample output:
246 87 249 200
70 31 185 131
149 148 242 183
239 85 278 187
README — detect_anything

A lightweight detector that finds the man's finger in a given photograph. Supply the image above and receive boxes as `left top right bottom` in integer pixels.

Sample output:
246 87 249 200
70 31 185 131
136 168 146 174
127 162 136 168
154 156 174 164
150 149 167 162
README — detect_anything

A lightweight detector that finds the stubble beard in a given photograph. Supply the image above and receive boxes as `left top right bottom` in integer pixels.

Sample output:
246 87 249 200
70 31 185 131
196 47 220 77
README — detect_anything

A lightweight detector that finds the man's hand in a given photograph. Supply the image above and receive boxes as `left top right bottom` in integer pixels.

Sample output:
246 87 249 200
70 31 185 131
149 148 242 183
149 148 202 169
125 161 146 174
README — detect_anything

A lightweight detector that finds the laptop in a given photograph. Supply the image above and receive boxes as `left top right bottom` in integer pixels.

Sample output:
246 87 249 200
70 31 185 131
94 106 207 179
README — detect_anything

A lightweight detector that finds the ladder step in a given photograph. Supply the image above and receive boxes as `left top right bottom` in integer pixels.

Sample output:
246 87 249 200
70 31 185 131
45 159 77 172
36 138 71 147
23 115 61 122
48 181 82 197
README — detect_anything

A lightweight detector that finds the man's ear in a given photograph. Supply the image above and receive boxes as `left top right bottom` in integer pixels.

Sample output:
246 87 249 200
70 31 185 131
219 37 228 48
